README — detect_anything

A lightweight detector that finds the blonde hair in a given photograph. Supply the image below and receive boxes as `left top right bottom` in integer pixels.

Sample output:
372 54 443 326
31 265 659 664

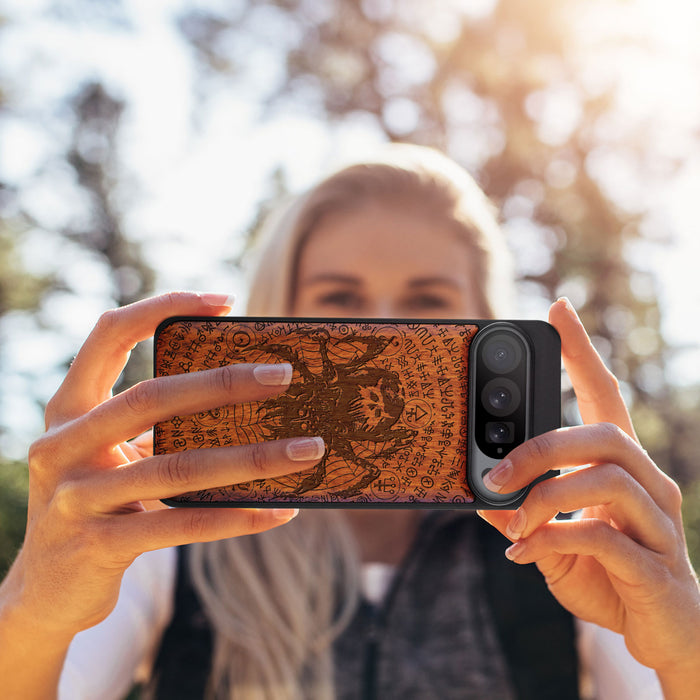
188 144 514 699
189 512 359 700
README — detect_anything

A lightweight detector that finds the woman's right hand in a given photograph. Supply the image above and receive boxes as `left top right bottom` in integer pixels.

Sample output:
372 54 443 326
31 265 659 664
1 292 325 642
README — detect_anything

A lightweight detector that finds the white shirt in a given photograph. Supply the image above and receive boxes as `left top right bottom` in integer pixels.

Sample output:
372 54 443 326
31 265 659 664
59 548 663 700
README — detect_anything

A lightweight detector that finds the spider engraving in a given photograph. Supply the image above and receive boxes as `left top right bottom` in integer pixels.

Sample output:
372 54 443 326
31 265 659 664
250 328 418 497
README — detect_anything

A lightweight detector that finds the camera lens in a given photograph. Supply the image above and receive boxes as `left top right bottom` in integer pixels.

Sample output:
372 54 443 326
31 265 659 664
481 378 521 417
489 386 511 411
482 334 523 374
486 421 514 444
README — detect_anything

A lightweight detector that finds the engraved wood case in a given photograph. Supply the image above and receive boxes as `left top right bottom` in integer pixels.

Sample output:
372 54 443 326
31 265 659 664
154 318 480 506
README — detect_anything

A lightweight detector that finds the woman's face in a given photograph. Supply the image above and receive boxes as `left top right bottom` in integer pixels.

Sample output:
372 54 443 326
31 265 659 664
293 202 484 319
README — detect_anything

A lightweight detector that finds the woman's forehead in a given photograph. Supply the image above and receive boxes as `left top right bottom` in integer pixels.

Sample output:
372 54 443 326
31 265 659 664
298 203 473 276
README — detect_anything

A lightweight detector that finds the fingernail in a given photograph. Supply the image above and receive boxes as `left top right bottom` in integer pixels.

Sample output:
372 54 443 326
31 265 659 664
557 296 578 319
286 437 325 462
273 508 299 521
199 293 236 309
506 509 527 540
505 541 527 562
483 460 512 493
254 363 293 386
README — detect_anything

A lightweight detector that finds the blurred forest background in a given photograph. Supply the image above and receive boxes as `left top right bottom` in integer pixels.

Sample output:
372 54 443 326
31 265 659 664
1 0 700 574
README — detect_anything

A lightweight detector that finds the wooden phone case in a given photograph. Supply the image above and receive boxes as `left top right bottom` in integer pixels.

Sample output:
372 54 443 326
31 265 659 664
153 317 559 508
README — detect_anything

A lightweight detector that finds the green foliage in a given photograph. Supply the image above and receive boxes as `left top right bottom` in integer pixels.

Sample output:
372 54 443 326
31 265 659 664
0 460 28 577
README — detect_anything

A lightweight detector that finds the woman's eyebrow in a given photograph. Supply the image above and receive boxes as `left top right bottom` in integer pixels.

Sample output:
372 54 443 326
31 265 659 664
407 277 462 289
302 273 362 286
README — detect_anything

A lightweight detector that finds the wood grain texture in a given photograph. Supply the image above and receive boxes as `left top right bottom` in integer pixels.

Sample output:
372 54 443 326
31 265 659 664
154 319 478 505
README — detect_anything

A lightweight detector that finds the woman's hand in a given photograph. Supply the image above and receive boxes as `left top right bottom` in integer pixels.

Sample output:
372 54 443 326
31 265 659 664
478 298 700 696
1 292 325 643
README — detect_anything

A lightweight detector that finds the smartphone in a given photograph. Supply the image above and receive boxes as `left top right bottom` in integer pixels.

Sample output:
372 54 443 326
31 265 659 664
153 317 560 509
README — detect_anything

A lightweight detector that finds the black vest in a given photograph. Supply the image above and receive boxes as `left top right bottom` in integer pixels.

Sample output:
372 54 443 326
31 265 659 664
148 514 579 699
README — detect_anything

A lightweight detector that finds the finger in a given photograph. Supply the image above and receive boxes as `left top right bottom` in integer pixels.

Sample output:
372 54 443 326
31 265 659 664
128 430 153 459
483 423 681 515
548 298 636 439
120 431 153 462
66 362 293 455
86 437 326 507
47 292 235 423
503 517 663 588
110 506 301 558
476 509 516 540
504 464 676 554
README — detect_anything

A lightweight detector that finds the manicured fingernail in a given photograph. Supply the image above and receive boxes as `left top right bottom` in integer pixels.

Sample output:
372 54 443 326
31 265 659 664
286 437 325 461
483 460 512 493
506 509 527 540
199 293 236 309
505 541 527 561
557 296 578 319
254 363 293 386
273 508 299 521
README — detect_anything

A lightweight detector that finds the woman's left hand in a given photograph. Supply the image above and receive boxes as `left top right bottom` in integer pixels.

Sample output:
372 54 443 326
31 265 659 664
478 298 700 697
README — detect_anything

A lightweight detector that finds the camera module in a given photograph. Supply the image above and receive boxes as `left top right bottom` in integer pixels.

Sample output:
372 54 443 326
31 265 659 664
467 320 559 507
470 323 531 463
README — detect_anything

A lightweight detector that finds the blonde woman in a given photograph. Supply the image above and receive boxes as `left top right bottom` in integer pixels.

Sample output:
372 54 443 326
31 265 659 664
0 146 698 700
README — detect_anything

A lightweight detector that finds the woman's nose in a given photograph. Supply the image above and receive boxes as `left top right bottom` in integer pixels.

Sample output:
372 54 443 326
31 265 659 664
364 301 399 319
